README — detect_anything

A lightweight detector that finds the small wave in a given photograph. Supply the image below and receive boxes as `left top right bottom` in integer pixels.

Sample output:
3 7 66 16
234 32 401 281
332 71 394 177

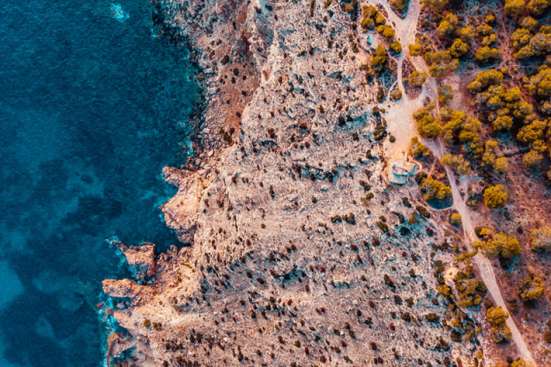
110 3 129 22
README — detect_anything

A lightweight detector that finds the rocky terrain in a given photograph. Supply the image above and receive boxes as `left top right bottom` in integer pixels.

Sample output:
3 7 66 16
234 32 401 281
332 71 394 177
102 0 550 366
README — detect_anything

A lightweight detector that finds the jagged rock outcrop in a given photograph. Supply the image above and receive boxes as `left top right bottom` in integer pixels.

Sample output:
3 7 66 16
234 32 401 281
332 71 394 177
103 1 483 366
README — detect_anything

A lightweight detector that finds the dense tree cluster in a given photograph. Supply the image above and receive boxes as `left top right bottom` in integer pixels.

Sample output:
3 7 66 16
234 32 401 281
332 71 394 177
405 70 428 88
511 19 550 59
510 359 529 367
413 6 505 78
517 119 551 167
467 69 504 93
369 44 389 75
527 65 551 114
486 306 509 326
424 48 460 78
414 0 550 182
467 68 551 174
502 0 551 176
472 13 500 65
421 0 450 11
360 4 385 30
467 69 534 131
505 0 551 17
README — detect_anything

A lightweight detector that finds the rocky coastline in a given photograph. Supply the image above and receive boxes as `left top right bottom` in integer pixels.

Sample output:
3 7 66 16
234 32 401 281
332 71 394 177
100 1 545 366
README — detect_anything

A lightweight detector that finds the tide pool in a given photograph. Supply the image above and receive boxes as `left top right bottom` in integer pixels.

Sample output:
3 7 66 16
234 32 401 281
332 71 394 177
0 0 199 366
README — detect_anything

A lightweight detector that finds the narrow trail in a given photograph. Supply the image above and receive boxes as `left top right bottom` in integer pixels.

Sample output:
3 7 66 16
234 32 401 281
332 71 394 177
374 0 536 364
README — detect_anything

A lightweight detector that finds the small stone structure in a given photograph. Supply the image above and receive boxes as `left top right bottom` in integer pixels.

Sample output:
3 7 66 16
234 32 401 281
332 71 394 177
389 160 418 185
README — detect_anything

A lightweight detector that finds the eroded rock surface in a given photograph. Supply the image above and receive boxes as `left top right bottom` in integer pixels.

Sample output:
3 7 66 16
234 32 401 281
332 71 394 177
103 1 484 366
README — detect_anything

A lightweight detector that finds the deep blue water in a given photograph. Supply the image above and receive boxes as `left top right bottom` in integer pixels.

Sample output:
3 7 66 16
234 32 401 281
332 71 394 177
0 1 199 366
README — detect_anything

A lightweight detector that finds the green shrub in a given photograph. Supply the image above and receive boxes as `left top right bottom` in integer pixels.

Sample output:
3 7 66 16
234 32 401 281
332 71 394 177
441 153 470 175
483 184 509 208
519 274 545 301
522 149 544 168
467 69 503 93
419 177 452 202
449 38 470 57
474 46 501 64
409 137 431 159
407 70 428 87
414 105 441 138
486 306 508 326
504 0 526 18
511 358 528 367
449 212 462 226
476 232 521 259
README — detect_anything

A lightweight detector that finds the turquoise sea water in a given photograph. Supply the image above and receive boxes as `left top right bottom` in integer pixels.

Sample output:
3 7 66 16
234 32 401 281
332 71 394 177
0 1 199 365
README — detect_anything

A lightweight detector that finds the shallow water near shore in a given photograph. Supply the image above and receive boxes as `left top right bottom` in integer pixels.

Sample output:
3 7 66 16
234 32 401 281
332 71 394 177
0 1 198 365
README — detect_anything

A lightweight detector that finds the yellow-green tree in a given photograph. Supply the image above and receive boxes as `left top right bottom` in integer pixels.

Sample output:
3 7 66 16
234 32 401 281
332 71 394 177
504 0 526 18
419 177 452 202
414 105 441 138
511 358 529 367
389 0 408 13
519 273 545 301
467 69 503 93
474 46 501 64
370 45 388 74
486 306 508 326
476 232 522 259
437 12 458 38
409 137 431 159
450 38 470 58
483 184 509 208
522 149 544 168
407 70 428 87
527 0 551 15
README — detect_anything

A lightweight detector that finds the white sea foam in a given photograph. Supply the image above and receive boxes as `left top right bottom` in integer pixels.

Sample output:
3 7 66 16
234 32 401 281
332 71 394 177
110 3 129 22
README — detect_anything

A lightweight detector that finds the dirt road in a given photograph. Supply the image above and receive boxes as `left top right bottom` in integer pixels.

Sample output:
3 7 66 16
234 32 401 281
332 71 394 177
376 0 536 363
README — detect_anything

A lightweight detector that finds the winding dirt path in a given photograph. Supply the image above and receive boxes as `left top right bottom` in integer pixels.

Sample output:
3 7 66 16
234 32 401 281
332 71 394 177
375 0 536 364
445 166 536 366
